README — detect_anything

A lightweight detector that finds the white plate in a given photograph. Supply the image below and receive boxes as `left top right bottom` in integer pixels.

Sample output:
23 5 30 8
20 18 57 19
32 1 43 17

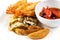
0 0 60 40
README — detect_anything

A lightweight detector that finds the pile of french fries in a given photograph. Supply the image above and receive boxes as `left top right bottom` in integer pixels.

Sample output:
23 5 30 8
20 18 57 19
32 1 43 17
6 0 39 17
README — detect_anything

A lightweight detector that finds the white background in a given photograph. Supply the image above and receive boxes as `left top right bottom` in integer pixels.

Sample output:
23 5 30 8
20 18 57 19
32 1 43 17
0 0 60 40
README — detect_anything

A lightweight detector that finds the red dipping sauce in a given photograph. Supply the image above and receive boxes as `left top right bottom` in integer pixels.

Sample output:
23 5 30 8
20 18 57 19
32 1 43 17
39 7 60 19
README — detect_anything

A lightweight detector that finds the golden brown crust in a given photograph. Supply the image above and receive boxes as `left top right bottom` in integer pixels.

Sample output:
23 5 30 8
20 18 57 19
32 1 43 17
14 26 43 35
14 28 28 35
28 28 49 39
27 26 43 33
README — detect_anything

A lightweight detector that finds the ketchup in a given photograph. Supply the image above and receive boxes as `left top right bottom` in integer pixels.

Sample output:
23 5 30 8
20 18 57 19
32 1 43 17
40 7 60 19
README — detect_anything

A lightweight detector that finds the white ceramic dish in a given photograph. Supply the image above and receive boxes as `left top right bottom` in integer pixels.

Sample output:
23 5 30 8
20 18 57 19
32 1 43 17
35 0 60 27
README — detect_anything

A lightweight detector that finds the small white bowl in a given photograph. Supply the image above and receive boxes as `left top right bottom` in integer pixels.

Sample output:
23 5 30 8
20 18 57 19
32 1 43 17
35 0 60 27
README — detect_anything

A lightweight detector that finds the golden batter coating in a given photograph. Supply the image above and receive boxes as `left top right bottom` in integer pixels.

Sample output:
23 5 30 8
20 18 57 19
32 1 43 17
28 28 49 39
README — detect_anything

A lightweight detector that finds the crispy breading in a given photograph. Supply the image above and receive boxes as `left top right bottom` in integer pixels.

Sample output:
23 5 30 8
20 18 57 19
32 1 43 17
14 26 43 35
27 26 43 33
28 28 49 39
14 28 28 35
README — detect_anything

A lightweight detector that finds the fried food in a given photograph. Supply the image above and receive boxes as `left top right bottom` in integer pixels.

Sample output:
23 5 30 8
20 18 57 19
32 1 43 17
9 15 43 35
6 0 27 14
6 0 50 39
27 26 43 33
9 15 39 30
6 1 23 14
14 28 28 35
19 2 38 17
6 0 39 17
28 28 49 39
14 26 43 35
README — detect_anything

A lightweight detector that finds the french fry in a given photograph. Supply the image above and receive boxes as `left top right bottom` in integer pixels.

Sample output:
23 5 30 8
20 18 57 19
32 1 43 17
6 1 22 14
6 0 39 17
16 3 28 10
22 0 27 3
25 2 39 10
